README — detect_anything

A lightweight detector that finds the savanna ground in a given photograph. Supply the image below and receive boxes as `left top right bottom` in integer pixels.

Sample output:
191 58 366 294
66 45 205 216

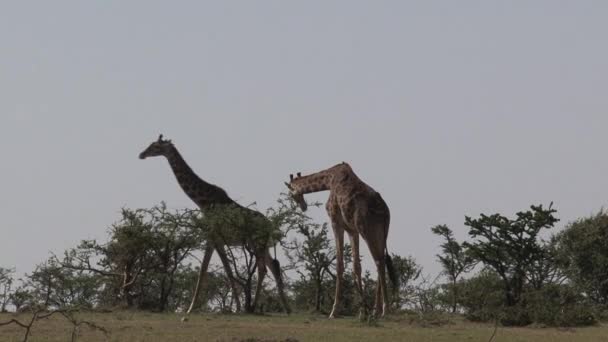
2 312 608 342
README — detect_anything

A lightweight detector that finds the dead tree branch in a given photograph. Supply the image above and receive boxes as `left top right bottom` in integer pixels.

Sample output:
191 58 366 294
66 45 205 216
0 307 109 342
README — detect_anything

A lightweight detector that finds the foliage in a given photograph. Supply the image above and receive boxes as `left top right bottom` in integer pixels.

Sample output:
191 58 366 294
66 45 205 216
23 258 100 309
5 197 607 330
409 274 445 314
556 210 608 305
463 204 558 310
455 268 597 327
223 244 260 313
431 225 475 312
198 195 303 314
286 220 341 313
524 284 597 327
199 203 281 251
9 287 34 312
201 265 235 313
525 235 567 291
388 255 422 310
456 269 506 322
0 267 14 313
57 204 201 311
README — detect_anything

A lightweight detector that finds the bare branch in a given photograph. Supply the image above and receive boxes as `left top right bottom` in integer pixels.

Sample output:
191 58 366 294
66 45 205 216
0 307 109 342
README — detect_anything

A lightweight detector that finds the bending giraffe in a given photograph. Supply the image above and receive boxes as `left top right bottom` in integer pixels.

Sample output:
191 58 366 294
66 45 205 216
139 135 290 318
285 162 397 318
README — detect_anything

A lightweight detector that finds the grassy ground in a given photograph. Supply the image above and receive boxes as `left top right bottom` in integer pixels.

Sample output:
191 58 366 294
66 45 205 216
2 311 608 342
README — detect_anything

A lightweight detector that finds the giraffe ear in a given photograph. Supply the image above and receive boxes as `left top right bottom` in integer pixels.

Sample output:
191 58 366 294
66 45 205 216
284 182 293 190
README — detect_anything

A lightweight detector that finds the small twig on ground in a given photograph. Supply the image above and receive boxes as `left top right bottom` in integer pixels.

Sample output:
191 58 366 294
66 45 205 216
487 314 500 342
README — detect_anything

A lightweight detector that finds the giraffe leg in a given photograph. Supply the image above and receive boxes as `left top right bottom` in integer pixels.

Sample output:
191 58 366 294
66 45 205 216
182 245 214 321
366 239 388 318
264 250 291 314
329 224 345 319
251 251 268 313
348 233 366 320
375 277 383 315
216 245 242 313
378 257 388 317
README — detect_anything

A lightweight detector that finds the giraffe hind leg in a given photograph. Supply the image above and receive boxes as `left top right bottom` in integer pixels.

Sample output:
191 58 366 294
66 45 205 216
360 224 389 318
182 245 214 322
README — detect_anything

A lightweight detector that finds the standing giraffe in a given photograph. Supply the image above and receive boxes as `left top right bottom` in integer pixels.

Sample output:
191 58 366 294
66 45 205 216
139 135 290 318
285 162 397 318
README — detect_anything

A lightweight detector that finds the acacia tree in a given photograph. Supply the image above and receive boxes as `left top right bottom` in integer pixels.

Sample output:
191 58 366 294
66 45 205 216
286 221 341 312
463 204 558 309
138 205 200 311
59 205 201 310
0 267 14 312
270 193 344 313
431 225 475 313
197 203 280 313
22 258 100 309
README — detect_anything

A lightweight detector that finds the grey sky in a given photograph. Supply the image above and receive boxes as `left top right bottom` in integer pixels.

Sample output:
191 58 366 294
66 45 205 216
1 1 607 278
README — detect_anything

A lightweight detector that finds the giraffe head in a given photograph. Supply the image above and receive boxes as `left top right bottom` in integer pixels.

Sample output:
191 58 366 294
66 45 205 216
285 173 308 211
139 134 174 159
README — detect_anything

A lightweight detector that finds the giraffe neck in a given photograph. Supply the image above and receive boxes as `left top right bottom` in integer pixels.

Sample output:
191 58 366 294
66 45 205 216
291 171 332 195
291 162 358 195
165 145 233 208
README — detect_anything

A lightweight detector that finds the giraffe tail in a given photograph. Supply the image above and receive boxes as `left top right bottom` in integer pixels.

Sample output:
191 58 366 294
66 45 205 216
385 251 399 291
271 257 292 314
271 258 285 287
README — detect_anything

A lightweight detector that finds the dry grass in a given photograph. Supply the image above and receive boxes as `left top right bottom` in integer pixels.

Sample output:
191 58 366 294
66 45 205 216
1 311 608 342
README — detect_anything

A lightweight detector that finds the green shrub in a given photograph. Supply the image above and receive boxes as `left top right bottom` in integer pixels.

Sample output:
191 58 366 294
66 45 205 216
457 270 503 322
525 284 597 327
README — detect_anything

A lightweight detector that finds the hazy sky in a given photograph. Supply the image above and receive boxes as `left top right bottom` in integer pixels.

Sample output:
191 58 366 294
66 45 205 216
1 1 607 278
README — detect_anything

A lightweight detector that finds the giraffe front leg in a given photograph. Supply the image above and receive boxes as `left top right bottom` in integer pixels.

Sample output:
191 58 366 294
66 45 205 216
348 233 367 320
329 226 345 319
182 245 214 322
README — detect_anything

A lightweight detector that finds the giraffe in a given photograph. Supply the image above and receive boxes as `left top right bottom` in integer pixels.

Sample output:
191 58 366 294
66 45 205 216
285 162 397 318
139 135 291 318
